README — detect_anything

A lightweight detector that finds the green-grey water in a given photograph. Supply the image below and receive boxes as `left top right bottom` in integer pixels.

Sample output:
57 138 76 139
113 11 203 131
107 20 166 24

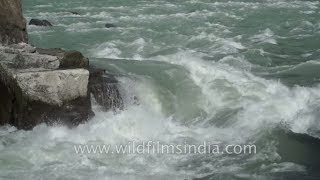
1 0 320 179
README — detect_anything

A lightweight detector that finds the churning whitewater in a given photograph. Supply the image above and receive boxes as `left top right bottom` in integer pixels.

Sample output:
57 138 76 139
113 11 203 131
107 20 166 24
1 0 320 179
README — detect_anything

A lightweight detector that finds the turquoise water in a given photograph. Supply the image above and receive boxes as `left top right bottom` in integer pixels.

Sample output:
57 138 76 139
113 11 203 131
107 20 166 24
24 0 320 87
1 0 320 179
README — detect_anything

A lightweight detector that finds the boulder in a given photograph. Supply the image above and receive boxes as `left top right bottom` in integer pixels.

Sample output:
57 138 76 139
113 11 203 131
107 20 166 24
36 48 89 69
16 69 89 106
0 45 93 129
0 0 28 44
29 19 53 26
59 50 89 69
0 44 124 129
105 23 116 28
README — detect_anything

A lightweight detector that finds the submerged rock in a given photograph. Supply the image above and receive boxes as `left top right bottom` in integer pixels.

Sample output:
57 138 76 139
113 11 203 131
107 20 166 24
69 11 80 15
0 0 28 44
105 23 116 28
42 20 53 26
29 19 53 26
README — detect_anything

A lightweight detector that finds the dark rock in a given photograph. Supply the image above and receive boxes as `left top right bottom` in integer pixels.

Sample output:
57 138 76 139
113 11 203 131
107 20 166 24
29 19 53 27
0 0 28 44
69 11 80 15
105 23 116 28
89 67 124 111
275 129 320 169
59 50 89 69
0 79 12 125
41 20 53 26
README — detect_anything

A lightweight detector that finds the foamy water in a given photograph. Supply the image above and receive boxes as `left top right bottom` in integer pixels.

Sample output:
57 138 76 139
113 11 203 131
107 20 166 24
1 0 320 179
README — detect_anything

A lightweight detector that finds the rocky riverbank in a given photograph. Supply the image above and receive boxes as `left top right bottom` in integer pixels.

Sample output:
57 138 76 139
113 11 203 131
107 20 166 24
0 0 123 129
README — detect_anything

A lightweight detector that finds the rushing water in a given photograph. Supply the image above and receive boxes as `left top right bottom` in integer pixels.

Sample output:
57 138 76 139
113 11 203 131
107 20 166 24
1 0 320 179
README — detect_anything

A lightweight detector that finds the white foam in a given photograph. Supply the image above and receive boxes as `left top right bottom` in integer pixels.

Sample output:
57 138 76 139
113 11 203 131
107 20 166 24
91 41 123 58
250 28 277 45
153 50 320 138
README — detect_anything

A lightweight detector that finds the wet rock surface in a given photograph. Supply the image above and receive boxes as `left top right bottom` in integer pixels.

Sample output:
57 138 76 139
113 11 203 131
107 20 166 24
105 23 116 28
29 19 53 26
89 67 124 111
